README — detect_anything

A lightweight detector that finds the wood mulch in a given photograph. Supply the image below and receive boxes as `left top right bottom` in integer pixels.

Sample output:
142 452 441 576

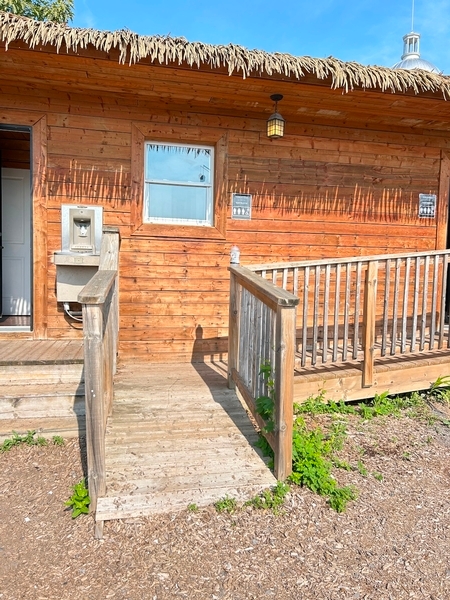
1 408 450 600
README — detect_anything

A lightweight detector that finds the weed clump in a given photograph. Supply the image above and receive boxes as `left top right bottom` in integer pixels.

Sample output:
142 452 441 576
65 479 90 518
245 481 290 513
214 496 237 514
0 430 47 452
289 415 357 512
255 365 450 514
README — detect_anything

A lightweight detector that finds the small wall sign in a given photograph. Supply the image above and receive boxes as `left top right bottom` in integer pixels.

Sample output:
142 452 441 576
419 194 436 218
232 193 252 220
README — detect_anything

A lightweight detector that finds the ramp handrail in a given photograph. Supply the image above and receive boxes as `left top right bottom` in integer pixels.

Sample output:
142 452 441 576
228 263 298 480
78 226 120 538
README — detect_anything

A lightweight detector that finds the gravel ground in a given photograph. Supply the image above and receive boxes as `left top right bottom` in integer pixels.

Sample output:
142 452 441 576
1 409 450 600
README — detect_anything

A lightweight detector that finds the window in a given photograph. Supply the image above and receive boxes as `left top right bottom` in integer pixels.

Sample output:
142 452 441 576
144 142 214 226
131 124 227 239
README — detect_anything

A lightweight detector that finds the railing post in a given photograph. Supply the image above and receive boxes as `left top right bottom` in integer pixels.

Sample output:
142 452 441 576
274 304 296 480
111 278 119 375
99 226 120 375
102 288 114 418
82 303 106 518
78 227 120 539
228 247 240 389
362 260 378 388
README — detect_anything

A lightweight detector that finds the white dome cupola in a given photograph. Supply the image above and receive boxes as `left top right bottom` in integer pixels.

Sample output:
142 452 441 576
392 31 440 73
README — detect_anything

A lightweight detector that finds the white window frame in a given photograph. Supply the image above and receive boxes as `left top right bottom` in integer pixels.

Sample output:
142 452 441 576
143 141 214 227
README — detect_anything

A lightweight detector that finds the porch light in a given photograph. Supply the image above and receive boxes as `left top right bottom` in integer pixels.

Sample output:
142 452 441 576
267 94 285 139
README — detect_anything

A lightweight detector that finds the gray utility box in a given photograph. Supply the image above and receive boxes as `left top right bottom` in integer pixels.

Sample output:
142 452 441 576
54 204 103 302
54 253 100 302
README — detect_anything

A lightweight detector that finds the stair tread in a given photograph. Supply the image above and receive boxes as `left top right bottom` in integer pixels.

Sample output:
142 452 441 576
96 480 277 521
0 416 85 440
0 358 84 366
0 382 85 398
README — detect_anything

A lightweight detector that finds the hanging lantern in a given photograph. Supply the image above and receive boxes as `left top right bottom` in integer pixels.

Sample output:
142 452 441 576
267 94 285 139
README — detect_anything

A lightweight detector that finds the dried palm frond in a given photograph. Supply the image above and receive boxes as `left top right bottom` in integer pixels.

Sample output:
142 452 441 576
1 11 449 97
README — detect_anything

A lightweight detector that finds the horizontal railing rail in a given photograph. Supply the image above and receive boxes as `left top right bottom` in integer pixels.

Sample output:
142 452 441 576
78 226 120 539
228 262 298 480
248 248 450 273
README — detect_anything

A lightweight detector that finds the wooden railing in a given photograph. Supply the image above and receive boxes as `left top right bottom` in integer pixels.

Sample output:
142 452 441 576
78 226 120 538
230 248 450 479
228 263 299 480
249 249 450 386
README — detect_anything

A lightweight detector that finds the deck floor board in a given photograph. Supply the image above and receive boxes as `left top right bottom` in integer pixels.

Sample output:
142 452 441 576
0 340 84 365
97 360 276 521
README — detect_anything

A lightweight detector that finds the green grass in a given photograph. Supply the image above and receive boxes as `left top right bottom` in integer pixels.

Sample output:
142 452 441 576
332 457 352 471
429 375 450 401
0 431 66 452
296 389 429 421
294 392 356 416
357 460 368 477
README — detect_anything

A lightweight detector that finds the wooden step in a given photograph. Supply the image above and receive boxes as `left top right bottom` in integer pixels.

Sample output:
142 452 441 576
105 427 259 445
105 457 271 482
0 340 85 438
105 464 274 496
96 480 277 521
0 416 85 441
0 362 84 385
0 382 85 420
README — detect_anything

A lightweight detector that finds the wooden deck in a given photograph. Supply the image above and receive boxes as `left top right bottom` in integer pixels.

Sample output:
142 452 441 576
0 337 276 526
294 348 450 402
95 360 276 522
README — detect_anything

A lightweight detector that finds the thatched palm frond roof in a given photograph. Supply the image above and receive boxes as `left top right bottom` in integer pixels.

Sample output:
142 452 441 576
1 11 450 97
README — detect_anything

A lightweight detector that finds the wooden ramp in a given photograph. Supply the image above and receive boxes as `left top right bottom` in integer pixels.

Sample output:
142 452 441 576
95 360 276 522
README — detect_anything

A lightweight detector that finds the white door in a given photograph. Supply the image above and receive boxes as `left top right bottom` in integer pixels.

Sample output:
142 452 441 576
1 168 31 316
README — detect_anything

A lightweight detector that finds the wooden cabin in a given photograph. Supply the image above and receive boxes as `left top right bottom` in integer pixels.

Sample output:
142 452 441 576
1 11 450 360
2 12 450 529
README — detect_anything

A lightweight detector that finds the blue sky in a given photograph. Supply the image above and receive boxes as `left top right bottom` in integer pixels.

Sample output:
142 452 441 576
73 1 450 74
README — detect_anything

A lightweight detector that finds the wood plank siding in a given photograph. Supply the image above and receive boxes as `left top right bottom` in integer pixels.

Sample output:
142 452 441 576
1 40 449 361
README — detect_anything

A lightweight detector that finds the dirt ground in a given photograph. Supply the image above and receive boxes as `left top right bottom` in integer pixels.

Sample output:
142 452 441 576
1 408 450 600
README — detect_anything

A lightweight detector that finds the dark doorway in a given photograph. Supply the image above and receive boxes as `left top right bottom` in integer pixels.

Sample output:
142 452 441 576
0 126 32 330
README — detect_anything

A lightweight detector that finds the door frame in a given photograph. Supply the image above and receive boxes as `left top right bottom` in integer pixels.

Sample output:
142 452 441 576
0 114 47 339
